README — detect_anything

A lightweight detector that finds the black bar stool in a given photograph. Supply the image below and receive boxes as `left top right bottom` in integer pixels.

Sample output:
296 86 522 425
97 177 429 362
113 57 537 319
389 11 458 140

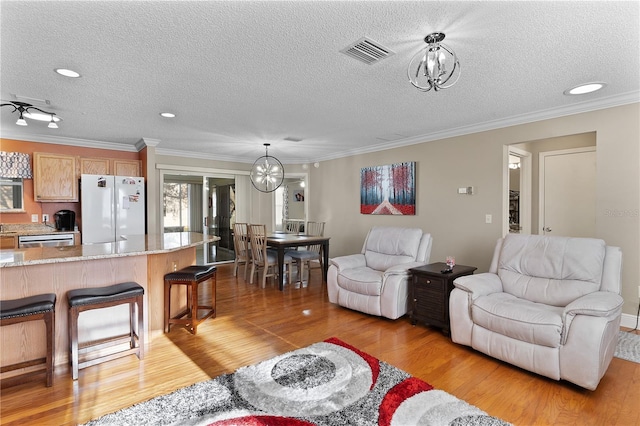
1 293 56 387
67 282 144 380
164 265 216 335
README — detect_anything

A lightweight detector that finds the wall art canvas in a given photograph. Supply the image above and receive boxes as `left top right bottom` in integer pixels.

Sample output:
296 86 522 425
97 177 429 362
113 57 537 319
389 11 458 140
360 161 416 215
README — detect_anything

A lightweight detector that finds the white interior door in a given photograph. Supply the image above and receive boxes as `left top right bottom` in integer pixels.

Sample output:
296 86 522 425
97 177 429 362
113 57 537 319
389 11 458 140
539 147 596 237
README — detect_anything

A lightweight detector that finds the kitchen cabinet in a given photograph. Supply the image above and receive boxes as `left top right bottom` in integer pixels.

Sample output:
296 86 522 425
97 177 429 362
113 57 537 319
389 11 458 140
32 153 140 202
112 159 142 177
80 158 141 176
33 152 78 202
80 157 110 175
1 235 17 249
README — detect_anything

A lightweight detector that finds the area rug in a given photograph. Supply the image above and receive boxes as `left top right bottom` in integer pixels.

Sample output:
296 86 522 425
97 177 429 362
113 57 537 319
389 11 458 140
84 337 509 425
614 331 640 364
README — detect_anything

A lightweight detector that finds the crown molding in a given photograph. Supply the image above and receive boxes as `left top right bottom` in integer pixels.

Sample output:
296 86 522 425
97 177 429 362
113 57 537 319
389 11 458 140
155 148 313 165
0 132 140 152
136 137 161 150
312 91 640 162
155 147 253 164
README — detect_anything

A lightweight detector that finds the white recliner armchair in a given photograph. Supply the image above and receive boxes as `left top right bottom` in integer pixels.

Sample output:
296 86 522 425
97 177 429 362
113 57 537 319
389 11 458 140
449 233 623 390
327 226 432 319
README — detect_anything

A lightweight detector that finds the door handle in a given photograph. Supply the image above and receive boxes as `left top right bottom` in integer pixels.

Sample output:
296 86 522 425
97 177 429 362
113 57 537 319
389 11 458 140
543 226 552 232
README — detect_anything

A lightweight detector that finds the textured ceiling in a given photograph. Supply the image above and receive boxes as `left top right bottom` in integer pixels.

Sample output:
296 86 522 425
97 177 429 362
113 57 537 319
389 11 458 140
1 1 639 164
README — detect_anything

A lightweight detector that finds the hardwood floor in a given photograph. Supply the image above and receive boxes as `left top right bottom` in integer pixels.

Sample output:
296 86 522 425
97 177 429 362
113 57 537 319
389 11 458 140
1 263 639 425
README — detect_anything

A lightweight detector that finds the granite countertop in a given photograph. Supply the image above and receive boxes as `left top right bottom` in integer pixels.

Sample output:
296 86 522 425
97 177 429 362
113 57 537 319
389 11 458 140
0 223 79 237
0 232 220 268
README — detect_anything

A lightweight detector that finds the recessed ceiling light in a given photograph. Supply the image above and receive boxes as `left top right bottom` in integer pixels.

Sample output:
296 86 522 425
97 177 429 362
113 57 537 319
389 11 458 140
563 82 607 95
160 112 176 118
55 68 81 78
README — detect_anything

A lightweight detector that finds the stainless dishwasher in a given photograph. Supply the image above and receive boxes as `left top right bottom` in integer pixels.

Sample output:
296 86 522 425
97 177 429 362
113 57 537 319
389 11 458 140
18 233 75 248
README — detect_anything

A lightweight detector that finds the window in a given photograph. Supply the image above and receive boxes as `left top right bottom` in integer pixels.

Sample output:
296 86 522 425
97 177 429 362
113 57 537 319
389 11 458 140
0 178 25 212
162 175 204 233
163 182 191 232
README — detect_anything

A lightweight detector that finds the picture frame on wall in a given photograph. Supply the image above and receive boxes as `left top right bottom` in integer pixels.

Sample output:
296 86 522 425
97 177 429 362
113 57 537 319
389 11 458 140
360 161 416 215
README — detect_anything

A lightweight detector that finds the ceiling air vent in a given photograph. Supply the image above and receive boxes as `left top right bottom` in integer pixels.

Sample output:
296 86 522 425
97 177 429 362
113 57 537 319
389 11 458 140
340 37 395 65
11 94 51 107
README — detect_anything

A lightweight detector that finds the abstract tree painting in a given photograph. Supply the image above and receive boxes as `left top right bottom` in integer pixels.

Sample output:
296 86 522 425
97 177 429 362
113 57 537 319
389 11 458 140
360 162 416 215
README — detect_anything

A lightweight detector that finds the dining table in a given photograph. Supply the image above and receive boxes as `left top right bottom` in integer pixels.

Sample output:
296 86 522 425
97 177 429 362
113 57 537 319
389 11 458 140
266 233 330 291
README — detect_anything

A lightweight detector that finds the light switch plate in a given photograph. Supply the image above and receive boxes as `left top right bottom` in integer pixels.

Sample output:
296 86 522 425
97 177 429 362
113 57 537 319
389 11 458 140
485 214 492 224
31 214 38 223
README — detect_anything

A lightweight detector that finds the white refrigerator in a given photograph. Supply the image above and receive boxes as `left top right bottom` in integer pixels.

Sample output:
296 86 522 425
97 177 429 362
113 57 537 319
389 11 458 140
81 174 146 244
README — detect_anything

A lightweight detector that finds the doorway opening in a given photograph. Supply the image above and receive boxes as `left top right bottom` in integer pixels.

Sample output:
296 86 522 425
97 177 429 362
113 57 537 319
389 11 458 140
207 177 236 263
504 146 532 235
161 170 249 265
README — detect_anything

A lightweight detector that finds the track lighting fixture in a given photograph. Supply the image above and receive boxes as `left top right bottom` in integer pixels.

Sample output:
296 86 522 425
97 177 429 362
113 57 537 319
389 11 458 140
1 101 61 128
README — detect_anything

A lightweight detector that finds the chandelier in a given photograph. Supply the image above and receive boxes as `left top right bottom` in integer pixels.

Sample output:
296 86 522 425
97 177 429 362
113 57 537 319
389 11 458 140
250 143 285 193
0 101 61 128
408 32 461 92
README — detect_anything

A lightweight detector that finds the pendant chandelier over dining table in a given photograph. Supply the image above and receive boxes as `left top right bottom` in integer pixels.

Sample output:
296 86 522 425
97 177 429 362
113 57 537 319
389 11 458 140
250 143 285 193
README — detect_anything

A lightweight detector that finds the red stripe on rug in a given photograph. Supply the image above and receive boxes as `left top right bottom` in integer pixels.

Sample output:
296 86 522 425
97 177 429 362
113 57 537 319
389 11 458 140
209 415 315 426
324 337 381 389
378 377 434 426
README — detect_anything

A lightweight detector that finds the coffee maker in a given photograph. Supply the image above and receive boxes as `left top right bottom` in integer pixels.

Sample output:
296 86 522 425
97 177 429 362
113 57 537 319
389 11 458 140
54 210 75 231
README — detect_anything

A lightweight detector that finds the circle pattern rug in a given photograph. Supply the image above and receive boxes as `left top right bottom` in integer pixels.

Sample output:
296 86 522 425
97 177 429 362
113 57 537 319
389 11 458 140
83 337 510 426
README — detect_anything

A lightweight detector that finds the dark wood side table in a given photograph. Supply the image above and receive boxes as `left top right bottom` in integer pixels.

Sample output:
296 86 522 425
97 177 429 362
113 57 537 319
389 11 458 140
409 262 477 335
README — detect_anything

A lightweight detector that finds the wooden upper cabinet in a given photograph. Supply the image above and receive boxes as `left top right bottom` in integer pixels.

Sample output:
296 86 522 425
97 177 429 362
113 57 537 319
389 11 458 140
112 159 141 177
33 152 79 202
79 158 141 176
80 157 110 175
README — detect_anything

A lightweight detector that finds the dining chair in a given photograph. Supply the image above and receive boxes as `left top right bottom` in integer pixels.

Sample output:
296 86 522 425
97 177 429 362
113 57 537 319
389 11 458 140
284 220 301 234
248 224 293 288
288 221 325 285
232 222 251 280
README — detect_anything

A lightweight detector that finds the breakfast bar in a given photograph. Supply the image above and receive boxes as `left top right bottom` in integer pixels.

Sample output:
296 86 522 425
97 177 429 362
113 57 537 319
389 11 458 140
0 232 219 371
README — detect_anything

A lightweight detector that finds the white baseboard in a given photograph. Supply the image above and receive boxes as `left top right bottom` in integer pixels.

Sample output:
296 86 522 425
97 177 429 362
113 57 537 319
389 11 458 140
621 312 640 330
